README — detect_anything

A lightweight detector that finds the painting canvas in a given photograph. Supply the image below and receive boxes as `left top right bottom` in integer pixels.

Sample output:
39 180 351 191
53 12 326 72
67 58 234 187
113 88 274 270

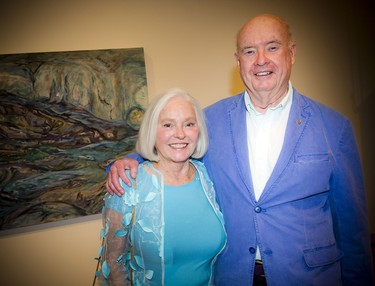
0 48 148 232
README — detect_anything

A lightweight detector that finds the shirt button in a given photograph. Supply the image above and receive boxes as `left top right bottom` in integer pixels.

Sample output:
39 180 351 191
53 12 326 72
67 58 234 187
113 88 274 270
249 247 256 254
254 206 262 213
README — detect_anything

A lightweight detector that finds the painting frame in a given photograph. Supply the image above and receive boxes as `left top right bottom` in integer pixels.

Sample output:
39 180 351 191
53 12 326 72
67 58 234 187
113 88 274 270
0 47 148 234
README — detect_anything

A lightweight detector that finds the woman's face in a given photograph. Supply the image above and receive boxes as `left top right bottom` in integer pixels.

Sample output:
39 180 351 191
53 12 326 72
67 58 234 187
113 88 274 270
155 97 199 165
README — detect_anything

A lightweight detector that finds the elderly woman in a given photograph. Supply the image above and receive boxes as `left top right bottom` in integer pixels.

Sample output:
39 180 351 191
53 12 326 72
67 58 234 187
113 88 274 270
97 88 227 285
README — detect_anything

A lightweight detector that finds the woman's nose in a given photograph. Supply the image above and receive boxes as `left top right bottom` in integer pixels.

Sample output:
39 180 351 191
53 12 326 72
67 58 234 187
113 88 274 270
174 126 185 138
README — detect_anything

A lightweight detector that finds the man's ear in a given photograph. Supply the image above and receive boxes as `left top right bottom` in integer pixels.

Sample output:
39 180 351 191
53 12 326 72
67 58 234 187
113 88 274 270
234 52 240 68
289 42 297 65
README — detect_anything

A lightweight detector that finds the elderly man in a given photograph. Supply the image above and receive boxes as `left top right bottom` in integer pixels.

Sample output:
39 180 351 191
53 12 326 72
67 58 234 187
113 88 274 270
106 14 374 286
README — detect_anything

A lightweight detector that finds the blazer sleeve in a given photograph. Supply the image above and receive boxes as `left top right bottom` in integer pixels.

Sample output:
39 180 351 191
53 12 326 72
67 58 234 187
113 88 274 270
330 119 374 284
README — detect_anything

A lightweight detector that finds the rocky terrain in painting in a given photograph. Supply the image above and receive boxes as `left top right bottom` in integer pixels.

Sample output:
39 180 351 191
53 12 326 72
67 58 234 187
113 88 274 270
0 48 147 231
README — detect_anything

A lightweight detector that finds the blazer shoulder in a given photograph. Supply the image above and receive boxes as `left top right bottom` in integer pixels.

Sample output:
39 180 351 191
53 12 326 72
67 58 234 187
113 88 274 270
294 90 349 124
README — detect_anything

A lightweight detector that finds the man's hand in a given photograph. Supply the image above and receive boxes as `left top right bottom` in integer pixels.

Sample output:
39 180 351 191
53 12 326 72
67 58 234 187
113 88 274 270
105 158 139 196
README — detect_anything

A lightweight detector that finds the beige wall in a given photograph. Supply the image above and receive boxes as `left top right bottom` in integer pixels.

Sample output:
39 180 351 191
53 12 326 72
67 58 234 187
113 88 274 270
0 0 373 285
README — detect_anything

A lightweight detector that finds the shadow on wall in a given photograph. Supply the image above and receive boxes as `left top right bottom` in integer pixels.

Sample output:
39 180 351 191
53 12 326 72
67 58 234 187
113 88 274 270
230 66 244 96
358 93 375 231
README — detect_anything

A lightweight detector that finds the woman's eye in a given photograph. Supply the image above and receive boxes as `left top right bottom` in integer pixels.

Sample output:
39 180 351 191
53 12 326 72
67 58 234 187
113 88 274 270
163 123 171 128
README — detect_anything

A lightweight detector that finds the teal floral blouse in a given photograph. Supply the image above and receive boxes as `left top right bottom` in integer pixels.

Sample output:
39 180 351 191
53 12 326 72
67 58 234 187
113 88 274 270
96 159 227 285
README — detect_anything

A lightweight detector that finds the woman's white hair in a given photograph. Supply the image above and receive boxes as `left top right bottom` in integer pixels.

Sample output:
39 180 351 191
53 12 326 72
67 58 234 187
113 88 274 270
136 88 208 161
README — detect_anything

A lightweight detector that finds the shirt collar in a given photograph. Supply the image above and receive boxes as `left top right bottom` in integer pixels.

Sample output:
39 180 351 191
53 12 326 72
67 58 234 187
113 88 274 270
245 81 293 114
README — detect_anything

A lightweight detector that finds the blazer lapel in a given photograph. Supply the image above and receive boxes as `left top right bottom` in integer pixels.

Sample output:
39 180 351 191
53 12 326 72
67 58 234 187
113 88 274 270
228 92 255 198
262 90 312 201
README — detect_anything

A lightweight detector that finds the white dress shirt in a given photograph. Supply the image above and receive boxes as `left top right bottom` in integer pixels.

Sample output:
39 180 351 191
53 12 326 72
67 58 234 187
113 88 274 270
245 82 293 259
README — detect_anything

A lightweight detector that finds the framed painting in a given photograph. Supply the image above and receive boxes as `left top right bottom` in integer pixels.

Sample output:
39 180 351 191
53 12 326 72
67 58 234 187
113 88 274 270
0 48 148 233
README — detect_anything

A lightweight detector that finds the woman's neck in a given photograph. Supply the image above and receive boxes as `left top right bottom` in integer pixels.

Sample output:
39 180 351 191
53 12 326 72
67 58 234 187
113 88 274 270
153 160 195 186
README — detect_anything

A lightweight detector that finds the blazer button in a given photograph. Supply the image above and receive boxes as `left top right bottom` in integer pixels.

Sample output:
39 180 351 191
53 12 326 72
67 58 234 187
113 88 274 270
249 247 256 254
254 206 262 213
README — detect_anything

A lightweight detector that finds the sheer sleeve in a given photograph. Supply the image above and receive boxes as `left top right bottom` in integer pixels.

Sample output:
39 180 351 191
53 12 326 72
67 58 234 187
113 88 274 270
100 194 132 285
97 165 163 285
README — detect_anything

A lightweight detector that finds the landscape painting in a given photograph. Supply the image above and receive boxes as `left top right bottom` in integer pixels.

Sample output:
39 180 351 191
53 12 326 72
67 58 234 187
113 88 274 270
0 48 148 232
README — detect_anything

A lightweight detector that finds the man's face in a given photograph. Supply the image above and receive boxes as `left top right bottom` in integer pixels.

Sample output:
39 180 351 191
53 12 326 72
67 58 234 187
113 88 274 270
235 16 296 99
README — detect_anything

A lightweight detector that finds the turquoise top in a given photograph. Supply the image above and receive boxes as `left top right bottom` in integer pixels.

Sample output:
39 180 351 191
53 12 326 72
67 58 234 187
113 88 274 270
97 159 227 285
164 175 226 285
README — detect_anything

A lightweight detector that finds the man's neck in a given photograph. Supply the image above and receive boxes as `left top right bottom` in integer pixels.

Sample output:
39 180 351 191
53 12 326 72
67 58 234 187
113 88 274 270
248 85 289 113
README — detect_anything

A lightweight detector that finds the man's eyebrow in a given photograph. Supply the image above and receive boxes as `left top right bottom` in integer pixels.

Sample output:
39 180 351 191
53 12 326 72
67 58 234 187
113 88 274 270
268 40 282 45
241 46 253 51
241 40 283 51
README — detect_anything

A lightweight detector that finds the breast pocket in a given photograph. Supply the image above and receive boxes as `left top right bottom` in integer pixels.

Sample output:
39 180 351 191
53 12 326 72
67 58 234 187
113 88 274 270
295 153 331 163
292 153 333 196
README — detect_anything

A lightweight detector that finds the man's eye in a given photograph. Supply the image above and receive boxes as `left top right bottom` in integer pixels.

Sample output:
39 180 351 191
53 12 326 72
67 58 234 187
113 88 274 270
244 50 254 55
268 46 278 52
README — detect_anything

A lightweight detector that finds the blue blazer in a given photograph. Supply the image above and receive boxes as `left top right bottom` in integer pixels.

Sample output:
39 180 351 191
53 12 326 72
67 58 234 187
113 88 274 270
203 89 374 285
